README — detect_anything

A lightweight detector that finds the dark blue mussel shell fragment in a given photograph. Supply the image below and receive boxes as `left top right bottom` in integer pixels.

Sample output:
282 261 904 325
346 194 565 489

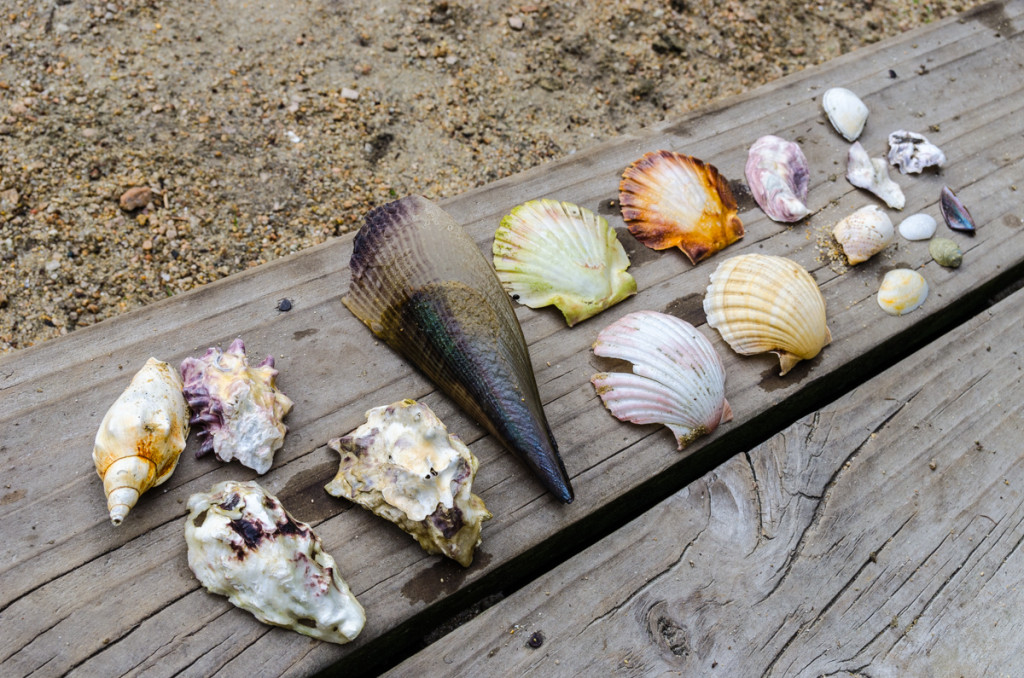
939 185 976 236
343 195 574 503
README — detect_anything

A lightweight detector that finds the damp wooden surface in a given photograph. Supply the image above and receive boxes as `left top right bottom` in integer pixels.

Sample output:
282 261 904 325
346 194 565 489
1 2 1023 676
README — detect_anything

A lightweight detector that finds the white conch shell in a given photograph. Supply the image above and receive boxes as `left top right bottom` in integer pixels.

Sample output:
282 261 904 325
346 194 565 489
492 199 636 326
823 87 869 142
180 338 293 474
703 254 832 376
185 480 365 644
847 141 905 210
877 269 928 316
887 130 947 174
898 213 938 241
744 135 811 223
591 311 733 450
92 358 190 526
325 399 492 567
833 205 894 265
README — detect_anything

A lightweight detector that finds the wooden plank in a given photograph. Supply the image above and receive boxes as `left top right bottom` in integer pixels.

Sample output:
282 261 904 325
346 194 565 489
388 270 1024 677
1 3 1023 675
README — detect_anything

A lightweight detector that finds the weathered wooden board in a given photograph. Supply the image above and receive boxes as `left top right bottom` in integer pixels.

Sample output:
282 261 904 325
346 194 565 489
389 274 1024 678
1 3 1023 676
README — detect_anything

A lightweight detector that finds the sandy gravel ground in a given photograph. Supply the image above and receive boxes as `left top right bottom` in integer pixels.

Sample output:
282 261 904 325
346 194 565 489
0 0 980 353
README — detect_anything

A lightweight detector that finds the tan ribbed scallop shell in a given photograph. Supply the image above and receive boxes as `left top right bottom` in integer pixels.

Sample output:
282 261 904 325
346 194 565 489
703 254 832 376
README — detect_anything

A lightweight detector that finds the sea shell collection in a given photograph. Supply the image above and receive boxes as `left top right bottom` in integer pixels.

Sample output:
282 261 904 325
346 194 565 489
87 79 979 647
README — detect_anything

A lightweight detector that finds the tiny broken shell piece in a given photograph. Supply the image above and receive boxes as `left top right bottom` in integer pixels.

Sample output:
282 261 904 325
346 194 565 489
823 87 869 142
93 358 190 526
887 130 947 174
929 237 963 268
744 135 811 223
847 142 905 210
619 150 744 264
939 185 977 236
833 205 894 265
325 399 492 567
877 269 928 316
180 338 293 474
492 199 637 327
898 213 938 241
185 480 365 644
591 311 732 450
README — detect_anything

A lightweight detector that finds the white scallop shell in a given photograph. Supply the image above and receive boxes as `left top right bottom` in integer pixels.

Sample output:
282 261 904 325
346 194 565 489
823 87 869 142
591 311 732 450
492 199 636 327
877 269 928 316
833 205 894 265
898 213 938 241
847 141 905 210
703 254 831 376
185 480 366 644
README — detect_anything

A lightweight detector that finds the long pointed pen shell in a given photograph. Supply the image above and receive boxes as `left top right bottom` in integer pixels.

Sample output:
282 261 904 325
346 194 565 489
343 195 574 503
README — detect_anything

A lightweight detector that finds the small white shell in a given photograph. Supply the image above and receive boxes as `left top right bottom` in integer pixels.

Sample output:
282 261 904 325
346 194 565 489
877 269 928 316
898 213 938 241
591 311 732 450
847 141 905 210
833 205 894 265
185 480 365 644
888 130 947 174
823 87 869 142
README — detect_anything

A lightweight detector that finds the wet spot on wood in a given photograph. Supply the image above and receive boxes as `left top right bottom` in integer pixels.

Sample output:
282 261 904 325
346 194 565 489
293 328 319 340
400 550 493 604
662 294 704 324
1003 214 1022 228
616 226 660 266
281 460 341 524
728 179 757 213
1 489 26 506
527 631 544 648
598 198 620 216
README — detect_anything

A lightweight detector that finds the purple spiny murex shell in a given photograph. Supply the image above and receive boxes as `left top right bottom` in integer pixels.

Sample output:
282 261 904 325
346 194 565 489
181 338 293 474
745 135 811 223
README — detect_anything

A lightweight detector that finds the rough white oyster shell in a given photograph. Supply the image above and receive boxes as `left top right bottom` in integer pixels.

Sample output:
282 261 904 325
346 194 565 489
823 87 869 142
325 399 492 567
887 130 947 174
846 141 905 210
180 338 293 474
185 480 365 644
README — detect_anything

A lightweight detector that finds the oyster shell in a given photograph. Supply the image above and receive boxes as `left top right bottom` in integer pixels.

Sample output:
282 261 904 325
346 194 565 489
619 150 744 264
744 135 811 223
344 195 573 503
185 480 365 644
93 358 189 526
833 205 894 265
877 269 928 316
929 237 963 268
887 130 947 174
492 199 636 327
939 185 977 236
325 399 492 567
180 338 293 474
847 141 906 210
898 213 937 241
822 87 869 142
591 311 732 450
704 254 831 376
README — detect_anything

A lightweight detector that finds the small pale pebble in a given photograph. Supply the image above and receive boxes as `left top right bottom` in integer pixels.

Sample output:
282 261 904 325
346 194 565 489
142 239 153 250
119 186 152 211
445 55 458 65
508 16 524 30
341 88 360 100
286 130 302 144
897 213 937 241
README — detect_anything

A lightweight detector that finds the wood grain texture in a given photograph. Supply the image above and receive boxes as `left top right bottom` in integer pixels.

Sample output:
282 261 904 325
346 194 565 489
389 275 1024 678
1 2 1023 675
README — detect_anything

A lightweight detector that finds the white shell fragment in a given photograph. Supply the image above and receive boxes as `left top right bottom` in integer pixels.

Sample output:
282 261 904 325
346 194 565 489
847 141 906 210
93 358 190 526
492 199 636 327
325 400 492 567
823 87 869 142
591 311 732 450
888 130 947 174
185 480 365 644
833 205 894 265
898 213 938 241
744 135 812 223
877 269 929 316
181 338 293 474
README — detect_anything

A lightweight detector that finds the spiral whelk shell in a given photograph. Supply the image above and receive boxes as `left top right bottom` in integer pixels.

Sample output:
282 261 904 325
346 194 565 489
703 254 831 376
92 357 190 525
492 198 636 327
591 311 732 450
619 150 744 264
744 135 811 223
833 205 894 265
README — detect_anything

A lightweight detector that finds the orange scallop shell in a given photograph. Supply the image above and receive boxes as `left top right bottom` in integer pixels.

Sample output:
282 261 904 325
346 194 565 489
619 150 744 264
